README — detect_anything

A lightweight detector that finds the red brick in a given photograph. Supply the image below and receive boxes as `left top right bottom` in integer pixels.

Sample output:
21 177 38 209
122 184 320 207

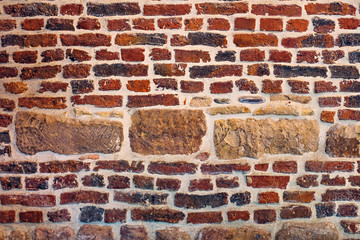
247 176 290 189
157 178 181 191
108 175 130 189
313 18 335 33
216 177 239 188
61 4 84 15
148 161 196 175
189 179 213 192
47 209 71 223
63 64 91 79
0 210 15 223
0 19 16 31
339 109 360 121
150 48 171 61
297 175 319 188
61 33 111 47
262 80 282 93
305 3 356 15
234 34 278 47
175 50 210 63
210 81 233 94
255 163 269 172
184 18 203 31
322 50 345 64
154 63 186 76
254 209 276 224
283 34 334 48
280 205 311 219
248 63 270 76
201 163 250 175
53 174 78 190
21 19 44 31
286 19 309 32
158 18 182 29
349 176 360 186
315 81 337 93
305 161 354 173
296 51 319 63
318 97 341 107
38 81 68 93
0 194 55 207
283 191 315 203
196 3 248 15
4 82 28 94
0 51 9 63
154 78 178 90
341 80 360 92
133 18 155 30
126 80 150 92
273 161 297 174
170 34 189 46
40 160 89 173
96 49 120 61
259 192 279 204
13 51 37 64
144 4 191 16
321 111 336 123
208 18 230 31
269 50 292 63
132 208 184 223
339 18 359 29
234 18 255 30
66 49 91 62
71 95 123 108
240 49 265 62
260 18 283 31
338 204 358 217
187 212 222 224
104 209 126 223
0 67 17 79
19 97 66 109
60 190 108 204
252 4 301 17
98 79 121 91
0 99 15 112
227 211 250 222
46 18 74 31
121 48 145 62
133 176 154 190
108 19 131 31
321 174 346 186
0 161 36 174
20 65 60 80
41 49 64 62
127 94 179 108
25 177 48 191
94 160 144 173
1 177 21 191
288 80 310 94
180 81 203 93
24 34 57 47
77 17 100 30
20 211 43 223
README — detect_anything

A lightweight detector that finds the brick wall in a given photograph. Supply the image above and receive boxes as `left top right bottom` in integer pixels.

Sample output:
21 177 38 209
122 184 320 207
0 0 359 239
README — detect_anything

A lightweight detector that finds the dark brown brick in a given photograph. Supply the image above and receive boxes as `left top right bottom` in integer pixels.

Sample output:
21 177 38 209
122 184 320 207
47 209 71 222
189 179 213 192
25 177 48 191
175 193 227 209
60 190 109 204
38 81 68 93
96 49 120 61
115 192 168 205
201 163 250 175
157 178 181 191
71 95 123 108
19 211 43 223
77 17 100 30
305 161 354 173
104 209 126 223
108 175 130 189
196 3 248 15
187 212 222 224
127 94 179 108
61 33 111 47
227 211 250 222
132 208 184 223
1 177 21 190
280 205 311 219
0 210 15 223
94 160 144 173
66 49 91 62
148 161 196 175
98 79 121 91
19 97 66 109
20 65 61 80
0 194 55 207
133 176 154 190
53 174 78 190
180 81 204 93
254 209 276 224
40 160 89 173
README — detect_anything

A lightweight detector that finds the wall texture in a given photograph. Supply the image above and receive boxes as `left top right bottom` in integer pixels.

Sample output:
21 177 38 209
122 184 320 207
0 0 360 239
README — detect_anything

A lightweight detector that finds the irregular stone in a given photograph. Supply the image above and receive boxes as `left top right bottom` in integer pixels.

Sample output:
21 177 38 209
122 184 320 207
197 226 271 240
120 225 148 240
238 96 265 104
275 222 339 240
253 104 299 116
129 109 206 155
214 118 319 159
302 108 314 116
326 124 360 157
207 106 250 115
15 112 123 155
95 111 123 118
54 227 75 240
9 230 28 240
190 97 212 107
156 227 191 240
214 98 231 104
77 225 113 240
74 108 92 116
79 206 104 223
270 94 312 104
341 220 360 234
34 227 55 240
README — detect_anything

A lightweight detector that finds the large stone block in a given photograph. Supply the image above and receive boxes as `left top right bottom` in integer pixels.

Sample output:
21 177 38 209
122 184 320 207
129 109 206 155
275 222 339 240
326 124 360 157
214 118 319 159
197 226 271 240
15 112 123 155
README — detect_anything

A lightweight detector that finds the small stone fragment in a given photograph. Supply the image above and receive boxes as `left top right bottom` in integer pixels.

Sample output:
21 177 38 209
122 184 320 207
270 94 312 104
207 106 250 115
253 104 299 116
238 96 265 104
189 97 212 107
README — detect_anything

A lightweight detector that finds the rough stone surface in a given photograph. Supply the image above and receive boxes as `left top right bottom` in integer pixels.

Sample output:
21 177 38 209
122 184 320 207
15 112 123 155
77 225 113 240
214 118 319 159
207 106 250 115
156 227 191 240
326 124 360 157
253 104 299 116
275 222 339 240
120 225 148 240
129 109 206 155
189 97 212 107
270 95 312 104
197 226 271 240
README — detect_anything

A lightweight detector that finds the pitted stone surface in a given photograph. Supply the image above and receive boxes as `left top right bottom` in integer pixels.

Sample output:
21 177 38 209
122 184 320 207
196 226 271 240
275 222 339 240
326 124 360 157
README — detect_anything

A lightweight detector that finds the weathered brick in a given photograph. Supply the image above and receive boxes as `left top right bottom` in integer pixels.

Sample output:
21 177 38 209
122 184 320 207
322 189 360 201
25 177 48 191
0 131 10 144
283 191 315 203
148 161 197 175
108 19 131 31
133 176 154 190
20 65 61 80
150 48 171 61
227 211 250 222
175 192 227 209
273 161 297 174
104 209 126 223
61 4 83 16
0 67 18 79
46 18 74 31
154 78 177 91
349 176 360 186
260 18 283 31
339 18 359 29
47 209 71 222
255 164 269 172
0 114 13 127
40 161 89 173
71 80 94 94
115 191 167 205
4 82 28 94
187 212 222 224
254 209 276 224
115 33 166 46
121 48 145 62
210 81 233 94
157 178 181 191
108 175 130 189
201 163 250 175
98 79 121 91
185 32 227 47
305 2 356 15
215 51 236 62
217 177 239 189
126 80 150 92
144 4 191 16
338 109 360 121
190 65 242 78
282 34 334 48
321 174 346 186
247 176 290 189
288 80 310 94
127 94 179 108
71 95 123 108
0 19 16 31
316 202 336 218
262 80 282 93
208 18 230 31
181 81 204 93
1 194 55 206
4 3 58 17
132 208 185 223
337 34 360 47
240 49 265 62
175 50 210 63
61 33 111 47
296 50 319 63
235 18 255 31
274 65 327 78
296 175 319 188
66 49 91 62
1 177 21 190
94 160 144 173
158 18 182 30
189 179 213 192
330 65 360 79
77 225 113 240
306 161 354 173
235 79 259 94
315 81 337 93
341 221 360 234
0 51 9 63
319 96 341 107
196 2 248 15
77 17 100 30
79 206 104 223
0 161 37 174
38 81 68 93
19 211 43 223
82 174 104 187
19 97 66 109
252 4 301 17
184 18 203 31
234 33 277 47
321 111 336 123
120 225 148 240
63 64 91 79
280 205 311 219
0 210 15 223
53 174 78 190
94 63 148 77
60 190 109 204
230 192 250 206
259 192 279 204
313 17 335 33
286 19 308 32
87 3 140 16
269 50 292 63
41 49 64 62
247 63 270 76
133 18 155 31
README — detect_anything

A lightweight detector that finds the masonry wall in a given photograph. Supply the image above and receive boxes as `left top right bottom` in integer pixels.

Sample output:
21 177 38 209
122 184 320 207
0 0 360 239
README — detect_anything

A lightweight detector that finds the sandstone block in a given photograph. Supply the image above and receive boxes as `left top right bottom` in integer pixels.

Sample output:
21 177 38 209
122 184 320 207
326 124 360 157
197 226 271 240
275 222 339 240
